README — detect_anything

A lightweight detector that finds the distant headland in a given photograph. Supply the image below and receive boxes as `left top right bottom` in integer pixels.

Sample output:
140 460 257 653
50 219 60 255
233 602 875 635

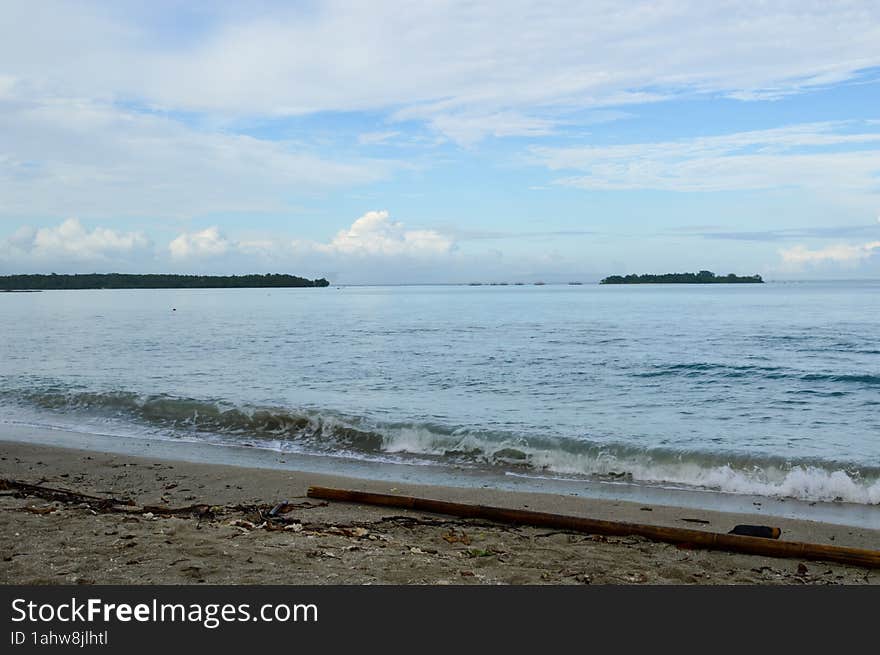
0 273 330 290
600 271 763 285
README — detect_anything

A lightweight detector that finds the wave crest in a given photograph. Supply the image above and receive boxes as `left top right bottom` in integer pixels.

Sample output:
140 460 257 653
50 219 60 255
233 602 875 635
4 387 878 505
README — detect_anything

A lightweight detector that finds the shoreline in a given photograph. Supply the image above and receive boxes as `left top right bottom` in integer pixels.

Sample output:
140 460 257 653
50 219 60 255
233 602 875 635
3 422 879 530
1 438 879 584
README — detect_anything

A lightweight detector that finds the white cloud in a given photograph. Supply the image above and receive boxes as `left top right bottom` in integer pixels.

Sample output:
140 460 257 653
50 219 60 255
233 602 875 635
2 2 879 142
168 227 231 259
431 112 557 145
310 210 454 257
0 218 151 270
165 211 453 263
398 110 558 146
1 212 456 279
8 218 149 258
0 97 391 220
530 122 880 194
357 131 400 146
779 241 880 267
160 211 457 282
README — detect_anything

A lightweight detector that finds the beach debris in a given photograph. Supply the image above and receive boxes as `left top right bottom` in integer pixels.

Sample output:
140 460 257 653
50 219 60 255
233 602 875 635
320 525 371 539
0 478 135 509
23 505 56 515
442 529 471 545
140 503 214 520
640 507 653 512
728 525 781 539
464 548 495 558
307 486 880 569
797 563 809 576
266 500 327 517
680 518 711 525
228 519 260 531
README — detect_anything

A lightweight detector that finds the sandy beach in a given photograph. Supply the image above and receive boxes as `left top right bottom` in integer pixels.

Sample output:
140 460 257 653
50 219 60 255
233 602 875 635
1 439 878 585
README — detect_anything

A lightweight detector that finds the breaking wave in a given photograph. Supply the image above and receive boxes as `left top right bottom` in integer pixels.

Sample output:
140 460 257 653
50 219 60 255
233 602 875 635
2 387 879 505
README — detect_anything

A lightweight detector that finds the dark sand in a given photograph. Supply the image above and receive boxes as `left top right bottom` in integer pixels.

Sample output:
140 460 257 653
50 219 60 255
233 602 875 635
1 440 878 585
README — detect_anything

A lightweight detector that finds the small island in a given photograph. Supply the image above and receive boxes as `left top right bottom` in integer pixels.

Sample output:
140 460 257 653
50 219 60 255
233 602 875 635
600 270 763 285
0 273 330 291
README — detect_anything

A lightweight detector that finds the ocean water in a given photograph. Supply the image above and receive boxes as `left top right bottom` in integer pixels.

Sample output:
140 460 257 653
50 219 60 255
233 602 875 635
1 281 878 506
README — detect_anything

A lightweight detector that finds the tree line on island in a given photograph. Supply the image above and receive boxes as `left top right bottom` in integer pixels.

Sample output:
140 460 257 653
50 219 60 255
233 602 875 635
0 273 330 290
600 270 763 284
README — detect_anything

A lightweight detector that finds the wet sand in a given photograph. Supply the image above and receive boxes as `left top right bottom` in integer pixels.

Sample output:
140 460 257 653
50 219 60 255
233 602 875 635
1 440 878 585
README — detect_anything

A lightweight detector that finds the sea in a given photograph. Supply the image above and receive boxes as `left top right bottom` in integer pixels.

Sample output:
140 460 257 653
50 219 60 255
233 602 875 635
1 281 878 522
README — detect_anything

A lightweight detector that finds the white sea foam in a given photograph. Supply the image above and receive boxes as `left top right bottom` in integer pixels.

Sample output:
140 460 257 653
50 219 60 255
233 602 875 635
4 387 879 505
381 427 880 504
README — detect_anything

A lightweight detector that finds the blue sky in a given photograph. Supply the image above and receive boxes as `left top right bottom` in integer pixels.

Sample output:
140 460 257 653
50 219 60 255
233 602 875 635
1 1 879 283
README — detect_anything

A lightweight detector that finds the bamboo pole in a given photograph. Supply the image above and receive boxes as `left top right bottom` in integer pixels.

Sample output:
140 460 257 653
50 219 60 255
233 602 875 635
307 486 880 569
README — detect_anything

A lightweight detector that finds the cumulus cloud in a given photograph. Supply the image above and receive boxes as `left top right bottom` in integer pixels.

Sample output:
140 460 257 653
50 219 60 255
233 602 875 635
1 212 457 279
779 241 880 267
164 212 453 263
2 218 150 261
314 210 454 257
155 211 457 282
168 227 231 259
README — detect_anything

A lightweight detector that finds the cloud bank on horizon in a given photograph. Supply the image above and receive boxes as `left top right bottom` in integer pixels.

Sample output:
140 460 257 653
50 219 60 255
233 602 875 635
1 1 879 282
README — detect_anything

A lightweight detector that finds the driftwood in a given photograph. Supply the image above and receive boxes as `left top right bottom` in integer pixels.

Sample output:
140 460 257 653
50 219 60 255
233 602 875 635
0 478 135 508
307 486 880 570
1 478 324 522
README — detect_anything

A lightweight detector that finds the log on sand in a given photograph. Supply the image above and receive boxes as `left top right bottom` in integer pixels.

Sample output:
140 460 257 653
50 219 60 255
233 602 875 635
307 486 880 569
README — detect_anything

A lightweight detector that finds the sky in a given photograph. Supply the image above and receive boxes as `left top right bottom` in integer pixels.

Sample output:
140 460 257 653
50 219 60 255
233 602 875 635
1 1 880 283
